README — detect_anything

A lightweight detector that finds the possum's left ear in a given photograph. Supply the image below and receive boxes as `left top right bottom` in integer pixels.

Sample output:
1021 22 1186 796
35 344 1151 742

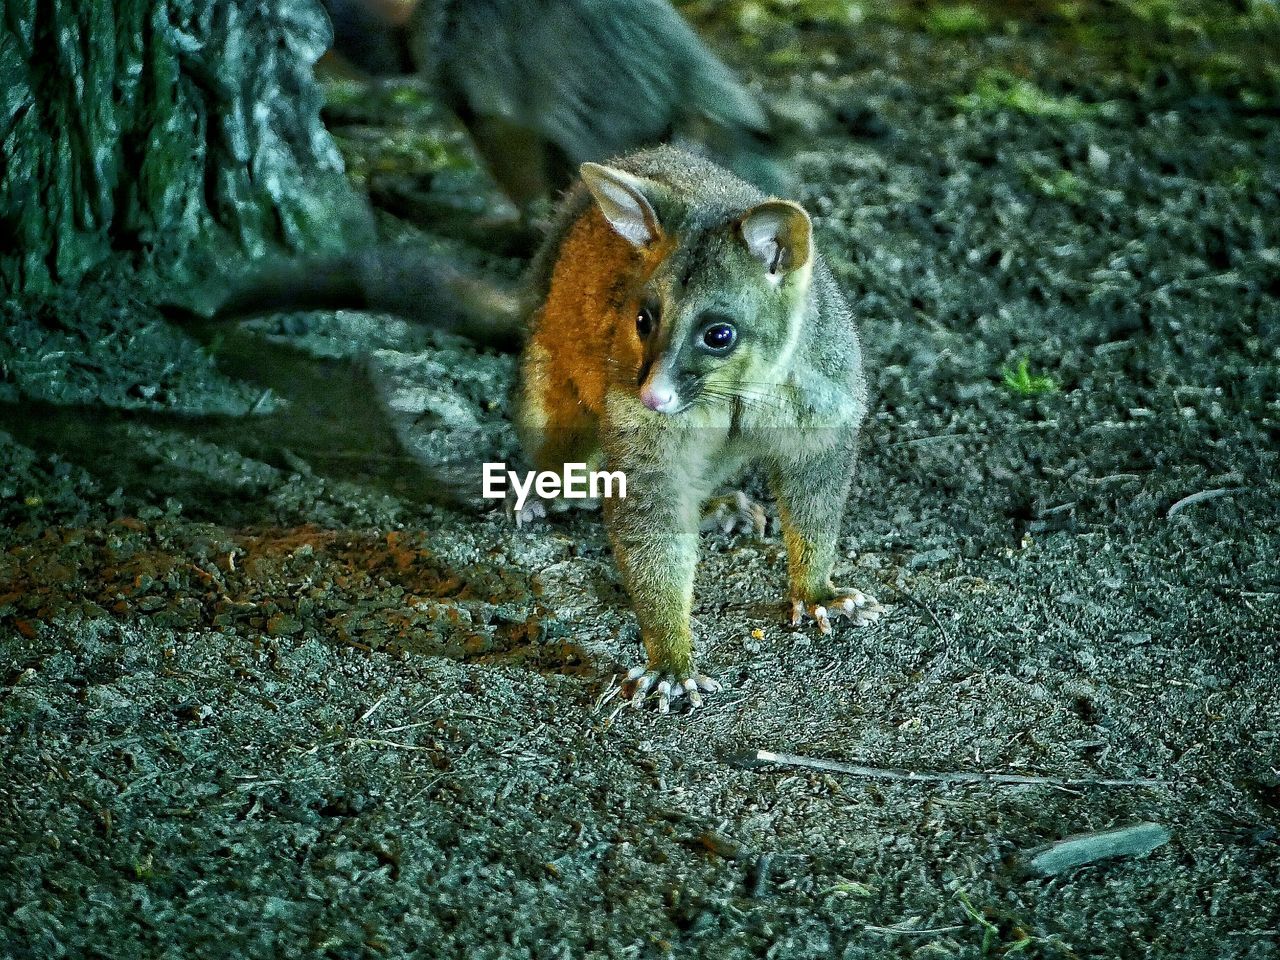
580 163 664 248
740 200 812 279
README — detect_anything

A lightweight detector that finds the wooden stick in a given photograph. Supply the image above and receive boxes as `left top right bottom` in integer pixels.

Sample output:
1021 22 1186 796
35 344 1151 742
734 750 1166 789
1166 486 1246 518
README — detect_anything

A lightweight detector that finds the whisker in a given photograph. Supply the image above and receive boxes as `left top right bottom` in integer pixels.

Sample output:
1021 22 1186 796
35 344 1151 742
697 389 789 412
705 384 789 402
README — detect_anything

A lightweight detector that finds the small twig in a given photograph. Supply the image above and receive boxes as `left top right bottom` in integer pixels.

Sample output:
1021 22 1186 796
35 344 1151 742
887 420 1062 448
306 450 423 463
359 694 389 724
1083 472 1143 485
1166 487 1246 519
891 433 973 447
734 750 1166 789
185 562 227 594
405 774 449 807
864 923 964 937
602 703 625 729
347 737 436 752
247 388 274 415
594 674 623 713
891 582 951 647
447 711 501 725
1140 269 1241 302
379 720 435 735
409 693 445 717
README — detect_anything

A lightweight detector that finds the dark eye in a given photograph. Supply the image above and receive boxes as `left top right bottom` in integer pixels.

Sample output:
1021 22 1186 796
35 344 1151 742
636 306 654 338
701 322 737 352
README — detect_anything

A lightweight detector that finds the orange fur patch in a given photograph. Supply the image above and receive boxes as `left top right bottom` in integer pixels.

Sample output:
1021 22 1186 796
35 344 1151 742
529 208 674 424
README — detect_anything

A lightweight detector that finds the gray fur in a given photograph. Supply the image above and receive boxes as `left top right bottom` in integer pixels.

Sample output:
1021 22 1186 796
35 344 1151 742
518 148 877 708
413 0 767 167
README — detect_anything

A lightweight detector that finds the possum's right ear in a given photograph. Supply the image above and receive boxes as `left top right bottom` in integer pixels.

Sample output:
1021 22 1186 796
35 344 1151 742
580 163 664 248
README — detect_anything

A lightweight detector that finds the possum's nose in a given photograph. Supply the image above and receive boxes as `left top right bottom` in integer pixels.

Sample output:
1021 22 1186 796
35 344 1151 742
639 378 680 414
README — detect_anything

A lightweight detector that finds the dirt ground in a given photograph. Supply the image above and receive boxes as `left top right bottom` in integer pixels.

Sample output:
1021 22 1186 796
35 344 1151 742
2 3 1278 958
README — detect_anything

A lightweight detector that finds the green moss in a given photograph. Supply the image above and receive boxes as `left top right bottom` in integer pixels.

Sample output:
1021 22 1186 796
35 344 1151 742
678 0 874 38
332 128 475 188
923 4 990 36
955 70 1117 120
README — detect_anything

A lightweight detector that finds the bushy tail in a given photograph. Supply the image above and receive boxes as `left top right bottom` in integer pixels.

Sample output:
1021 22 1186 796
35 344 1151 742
178 246 525 352
422 0 783 190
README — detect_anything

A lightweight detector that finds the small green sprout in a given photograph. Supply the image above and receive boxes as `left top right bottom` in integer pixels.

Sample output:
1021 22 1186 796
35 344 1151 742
954 888 1050 956
821 878 874 897
1018 164 1087 204
955 889 1001 956
1001 358 1058 395
1041 169 1086 203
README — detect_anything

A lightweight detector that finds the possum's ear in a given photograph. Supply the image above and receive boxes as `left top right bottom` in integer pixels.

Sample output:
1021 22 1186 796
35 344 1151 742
740 200 812 280
580 163 664 247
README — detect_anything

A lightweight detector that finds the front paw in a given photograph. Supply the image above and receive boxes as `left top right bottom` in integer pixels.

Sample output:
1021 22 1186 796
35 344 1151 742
622 664 722 714
504 491 548 528
789 588 885 635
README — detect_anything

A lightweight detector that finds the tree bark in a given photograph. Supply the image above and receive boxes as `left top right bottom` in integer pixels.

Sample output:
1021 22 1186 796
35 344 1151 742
0 0 372 297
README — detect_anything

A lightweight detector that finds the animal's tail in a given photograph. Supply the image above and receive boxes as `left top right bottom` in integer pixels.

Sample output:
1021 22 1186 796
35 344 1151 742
419 0 787 194
174 245 525 352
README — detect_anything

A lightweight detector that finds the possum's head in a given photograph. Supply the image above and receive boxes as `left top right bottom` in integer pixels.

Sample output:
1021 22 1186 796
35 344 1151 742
581 161 813 416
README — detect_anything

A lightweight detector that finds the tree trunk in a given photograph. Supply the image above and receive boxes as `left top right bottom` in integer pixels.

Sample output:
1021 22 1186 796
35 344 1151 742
0 0 372 297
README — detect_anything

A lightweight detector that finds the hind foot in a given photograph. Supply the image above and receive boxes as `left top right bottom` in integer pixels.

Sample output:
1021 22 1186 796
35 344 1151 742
700 491 767 536
789 588 885 635
621 665 722 714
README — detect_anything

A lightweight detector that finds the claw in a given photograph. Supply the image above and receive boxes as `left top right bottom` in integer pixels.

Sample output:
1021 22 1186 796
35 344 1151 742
622 667 722 713
790 589 886 632
682 678 703 708
628 669 656 708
